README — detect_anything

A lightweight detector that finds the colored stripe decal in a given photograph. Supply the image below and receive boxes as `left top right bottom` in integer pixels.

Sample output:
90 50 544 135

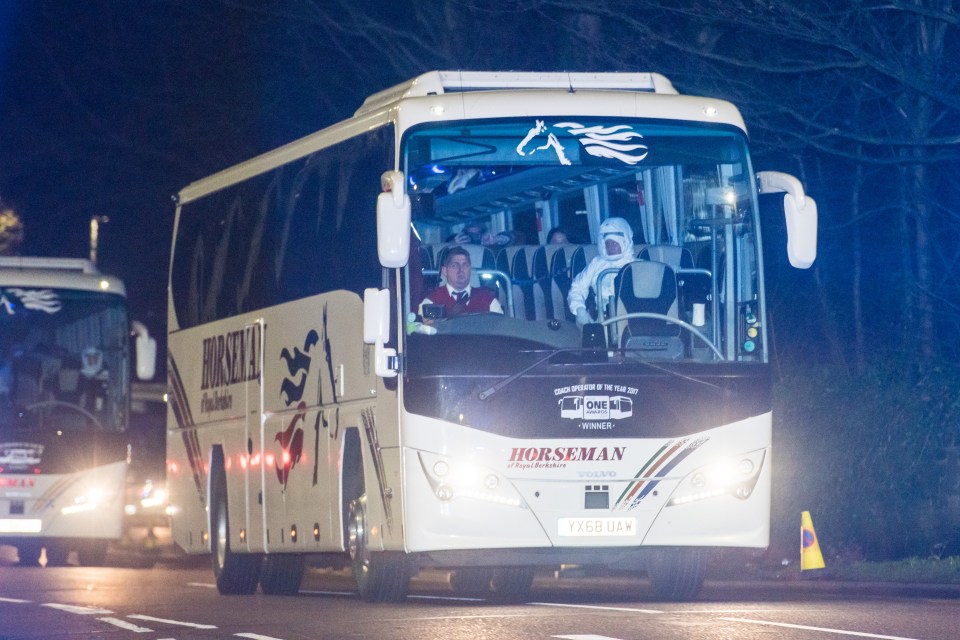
167 353 206 505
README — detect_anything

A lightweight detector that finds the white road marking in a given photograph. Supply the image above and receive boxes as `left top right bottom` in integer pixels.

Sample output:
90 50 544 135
187 582 217 588
0 597 31 603
720 617 922 640
235 634 288 640
531 602 663 614
680 608 801 613
128 613 218 629
396 613 531 621
98 617 153 633
554 635 625 640
407 594 486 602
42 603 114 615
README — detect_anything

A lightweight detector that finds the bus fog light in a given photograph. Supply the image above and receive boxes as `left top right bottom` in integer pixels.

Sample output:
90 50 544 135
436 484 454 501
484 474 499 490
691 472 706 489
738 459 754 475
433 461 449 477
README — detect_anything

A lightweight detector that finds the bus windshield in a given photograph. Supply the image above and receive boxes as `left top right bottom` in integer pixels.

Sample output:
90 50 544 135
403 118 764 365
0 288 129 432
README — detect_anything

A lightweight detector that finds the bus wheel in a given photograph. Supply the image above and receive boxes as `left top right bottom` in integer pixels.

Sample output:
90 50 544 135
347 496 408 602
44 544 70 567
15 542 42 566
647 548 706 601
449 567 493 596
77 540 108 566
489 567 535 601
209 466 261 595
259 554 305 595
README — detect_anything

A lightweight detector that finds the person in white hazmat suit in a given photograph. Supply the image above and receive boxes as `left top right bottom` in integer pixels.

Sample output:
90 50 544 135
567 217 635 326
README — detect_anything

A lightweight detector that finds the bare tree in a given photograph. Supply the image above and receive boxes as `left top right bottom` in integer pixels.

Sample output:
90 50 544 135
0 201 24 256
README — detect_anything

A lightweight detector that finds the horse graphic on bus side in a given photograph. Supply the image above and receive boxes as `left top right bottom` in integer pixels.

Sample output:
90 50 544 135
516 120 649 166
559 395 633 420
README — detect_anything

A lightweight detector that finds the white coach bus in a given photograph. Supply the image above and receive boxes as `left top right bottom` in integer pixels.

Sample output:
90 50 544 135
165 71 817 601
0 257 156 565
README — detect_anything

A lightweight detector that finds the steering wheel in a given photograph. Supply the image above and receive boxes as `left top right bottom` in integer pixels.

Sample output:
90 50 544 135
23 399 106 431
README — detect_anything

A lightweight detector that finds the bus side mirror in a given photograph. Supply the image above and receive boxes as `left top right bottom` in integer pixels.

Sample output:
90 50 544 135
363 288 397 378
377 170 411 268
131 320 157 380
757 171 818 269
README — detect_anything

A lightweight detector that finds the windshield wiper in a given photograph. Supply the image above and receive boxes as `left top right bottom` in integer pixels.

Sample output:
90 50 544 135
477 348 575 400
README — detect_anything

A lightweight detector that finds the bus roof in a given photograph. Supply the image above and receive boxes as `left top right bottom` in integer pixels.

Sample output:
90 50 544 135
354 71 678 117
0 256 125 296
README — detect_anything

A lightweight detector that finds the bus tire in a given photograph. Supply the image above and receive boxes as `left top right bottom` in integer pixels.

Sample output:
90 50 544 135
449 567 493 596
209 462 261 595
44 543 70 567
77 540 108 566
347 496 408 602
489 567 535 601
15 541 42 566
647 548 706 601
259 554 305 595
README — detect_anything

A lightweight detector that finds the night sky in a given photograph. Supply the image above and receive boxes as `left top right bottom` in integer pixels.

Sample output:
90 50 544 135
0 2 349 336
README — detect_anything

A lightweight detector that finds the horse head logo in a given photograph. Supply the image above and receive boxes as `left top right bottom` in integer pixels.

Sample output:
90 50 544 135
516 121 649 166
274 330 319 490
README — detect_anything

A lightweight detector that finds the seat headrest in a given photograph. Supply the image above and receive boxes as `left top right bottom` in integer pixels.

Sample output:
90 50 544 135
637 245 694 269
624 261 673 299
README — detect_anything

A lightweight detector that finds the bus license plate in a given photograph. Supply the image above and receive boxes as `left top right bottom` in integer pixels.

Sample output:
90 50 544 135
558 517 636 537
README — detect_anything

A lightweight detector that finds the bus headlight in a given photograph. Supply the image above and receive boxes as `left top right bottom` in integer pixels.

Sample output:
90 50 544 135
417 452 524 508
62 485 117 515
667 449 765 507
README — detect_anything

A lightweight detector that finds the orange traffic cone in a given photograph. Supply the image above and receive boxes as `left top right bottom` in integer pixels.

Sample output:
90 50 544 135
800 510 825 570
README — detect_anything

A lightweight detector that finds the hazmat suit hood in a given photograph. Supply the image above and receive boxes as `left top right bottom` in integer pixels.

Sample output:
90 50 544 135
598 217 634 261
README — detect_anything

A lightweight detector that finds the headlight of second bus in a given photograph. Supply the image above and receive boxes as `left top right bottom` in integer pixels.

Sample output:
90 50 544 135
61 484 121 515
666 449 765 507
417 452 525 508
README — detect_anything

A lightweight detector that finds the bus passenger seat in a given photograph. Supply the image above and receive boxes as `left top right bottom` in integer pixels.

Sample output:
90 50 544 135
613 260 683 359
418 243 435 271
544 244 579 321
502 246 547 320
56 354 82 395
434 243 497 271
636 244 694 269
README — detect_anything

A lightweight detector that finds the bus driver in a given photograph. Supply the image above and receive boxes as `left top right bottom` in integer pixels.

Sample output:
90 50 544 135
420 246 503 318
